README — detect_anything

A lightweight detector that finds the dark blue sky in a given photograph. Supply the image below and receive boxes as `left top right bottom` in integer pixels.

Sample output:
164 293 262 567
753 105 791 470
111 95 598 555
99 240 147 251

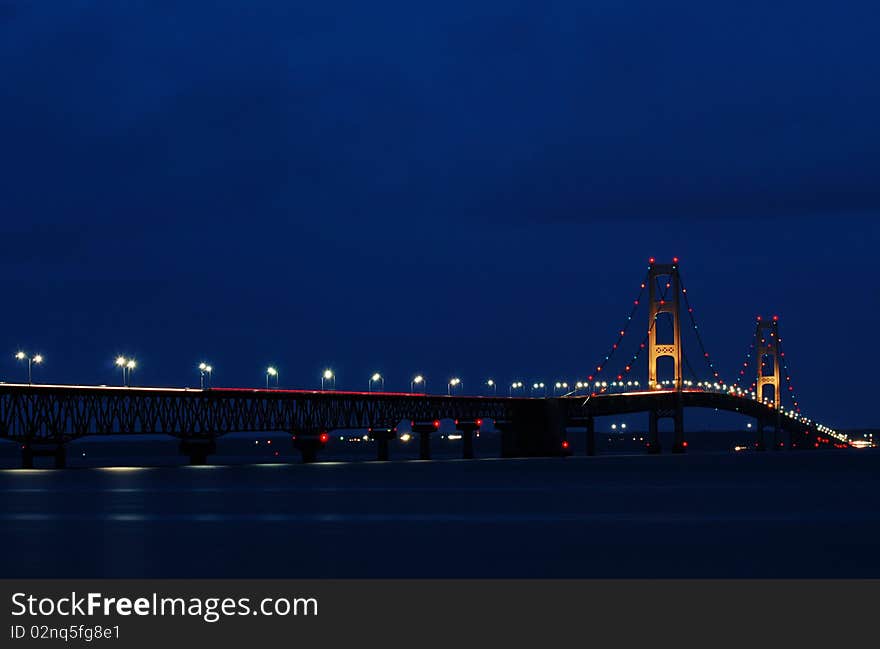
1 2 878 425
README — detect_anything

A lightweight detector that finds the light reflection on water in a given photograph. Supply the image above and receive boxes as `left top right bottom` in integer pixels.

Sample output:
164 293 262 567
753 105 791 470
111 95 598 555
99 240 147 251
0 452 878 578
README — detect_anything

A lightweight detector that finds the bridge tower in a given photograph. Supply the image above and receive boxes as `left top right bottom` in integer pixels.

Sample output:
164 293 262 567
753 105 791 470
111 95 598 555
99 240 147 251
646 258 685 453
755 316 783 450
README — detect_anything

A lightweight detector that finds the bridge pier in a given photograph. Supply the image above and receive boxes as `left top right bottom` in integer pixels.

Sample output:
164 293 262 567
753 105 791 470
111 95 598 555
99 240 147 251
412 422 436 460
671 405 686 454
292 432 329 463
647 404 686 454
369 427 396 461
772 425 782 451
647 412 660 454
500 400 568 458
179 438 216 465
755 418 785 451
20 442 67 469
457 421 479 459
585 416 595 456
566 416 596 456
755 419 766 451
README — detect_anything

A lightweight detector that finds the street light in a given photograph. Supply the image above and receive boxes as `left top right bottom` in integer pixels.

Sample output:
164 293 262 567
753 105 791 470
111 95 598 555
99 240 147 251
553 381 569 395
531 382 545 397
509 381 524 397
115 356 135 386
116 356 127 385
369 372 384 392
322 369 335 390
486 379 496 396
266 366 278 389
198 362 213 389
448 377 461 396
411 375 425 393
15 351 43 384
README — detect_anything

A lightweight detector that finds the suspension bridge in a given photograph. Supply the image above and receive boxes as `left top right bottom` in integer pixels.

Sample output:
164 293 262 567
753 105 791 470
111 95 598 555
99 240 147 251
0 259 847 468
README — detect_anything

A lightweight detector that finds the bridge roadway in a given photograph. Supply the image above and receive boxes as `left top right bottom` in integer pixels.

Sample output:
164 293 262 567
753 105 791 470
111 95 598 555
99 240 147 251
0 383 840 467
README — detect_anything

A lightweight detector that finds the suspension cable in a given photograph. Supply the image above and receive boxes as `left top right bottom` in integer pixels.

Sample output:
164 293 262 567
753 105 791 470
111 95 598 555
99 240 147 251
678 272 724 384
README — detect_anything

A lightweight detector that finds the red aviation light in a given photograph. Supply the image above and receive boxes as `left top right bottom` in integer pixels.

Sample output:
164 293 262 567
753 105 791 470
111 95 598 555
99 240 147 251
561 440 570 450
672 257 679 264
648 257 656 264
433 420 440 429
318 432 330 444
772 315 779 322
476 418 483 426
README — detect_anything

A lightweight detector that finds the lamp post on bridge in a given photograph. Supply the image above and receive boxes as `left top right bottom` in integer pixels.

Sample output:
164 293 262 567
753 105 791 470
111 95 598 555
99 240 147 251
198 362 213 389
266 366 278 389
115 356 136 387
322 369 335 390
15 351 43 385
509 381 523 397
448 377 461 396
486 379 496 396
411 375 425 393
369 372 384 392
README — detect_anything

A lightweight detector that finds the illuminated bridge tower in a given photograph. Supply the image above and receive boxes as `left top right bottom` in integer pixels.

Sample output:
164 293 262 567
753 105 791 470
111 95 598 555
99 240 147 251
646 258 685 453
755 316 783 450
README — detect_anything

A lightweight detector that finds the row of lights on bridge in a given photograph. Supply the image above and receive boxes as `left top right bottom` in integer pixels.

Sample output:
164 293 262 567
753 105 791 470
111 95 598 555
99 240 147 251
6 353 765 400
11 352 639 397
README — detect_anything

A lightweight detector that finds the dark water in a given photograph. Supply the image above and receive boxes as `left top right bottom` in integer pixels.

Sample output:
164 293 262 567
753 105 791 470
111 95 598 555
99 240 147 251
1 450 878 578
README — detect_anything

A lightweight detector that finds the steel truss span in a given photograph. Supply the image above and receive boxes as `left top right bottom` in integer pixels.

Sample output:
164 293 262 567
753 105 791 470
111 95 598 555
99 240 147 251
0 385 514 442
0 384 832 443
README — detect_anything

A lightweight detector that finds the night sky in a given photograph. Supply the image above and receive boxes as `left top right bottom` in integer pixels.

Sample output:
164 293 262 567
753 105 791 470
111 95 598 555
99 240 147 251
2 2 878 426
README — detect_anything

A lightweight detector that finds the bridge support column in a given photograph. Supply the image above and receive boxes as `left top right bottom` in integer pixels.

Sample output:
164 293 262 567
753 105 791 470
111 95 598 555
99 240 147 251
499 400 567 458
585 416 595 456
369 427 395 462
411 422 436 460
458 421 479 460
755 419 766 451
55 444 66 468
419 432 431 460
647 411 661 454
179 439 216 465
21 445 33 469
778 412 790 450
20 442 67 469
292 432 329 464
671 401 686 454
